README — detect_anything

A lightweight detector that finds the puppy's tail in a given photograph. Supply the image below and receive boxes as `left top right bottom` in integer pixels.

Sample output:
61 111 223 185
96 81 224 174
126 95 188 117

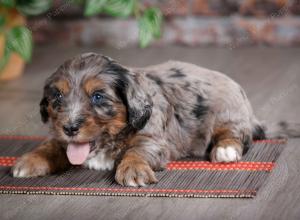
253 121 300 140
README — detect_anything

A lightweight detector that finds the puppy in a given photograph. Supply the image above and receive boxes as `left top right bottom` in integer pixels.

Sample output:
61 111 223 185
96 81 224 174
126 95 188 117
12 53 268 186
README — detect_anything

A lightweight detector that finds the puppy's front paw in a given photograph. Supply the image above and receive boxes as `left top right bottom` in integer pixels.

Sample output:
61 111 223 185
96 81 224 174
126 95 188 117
211 145 242 163
12 154 51 178
115 161 157 187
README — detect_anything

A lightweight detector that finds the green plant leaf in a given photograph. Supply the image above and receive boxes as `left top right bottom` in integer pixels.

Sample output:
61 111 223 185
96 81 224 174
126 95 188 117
16 0 52 16
138 7 162 48
0 43 11 71
103 0 134 18
148 8 163 38
84 0 107 16
6 26 32 62
0 0 15 8
144 7 162 38
138 16 153 48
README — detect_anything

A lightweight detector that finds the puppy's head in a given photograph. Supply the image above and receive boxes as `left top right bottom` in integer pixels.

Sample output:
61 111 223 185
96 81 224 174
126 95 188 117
40 53 152 164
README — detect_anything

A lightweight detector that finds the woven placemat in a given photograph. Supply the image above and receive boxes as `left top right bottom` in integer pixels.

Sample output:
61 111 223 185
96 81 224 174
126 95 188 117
0 136 286 198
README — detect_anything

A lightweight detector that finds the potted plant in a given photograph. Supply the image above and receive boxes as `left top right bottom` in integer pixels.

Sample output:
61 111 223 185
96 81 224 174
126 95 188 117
0 0 163 81
83 0 163 48
0 0 52 81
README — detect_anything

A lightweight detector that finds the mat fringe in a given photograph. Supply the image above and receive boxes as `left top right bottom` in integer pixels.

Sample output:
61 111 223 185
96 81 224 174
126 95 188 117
0 190 255 198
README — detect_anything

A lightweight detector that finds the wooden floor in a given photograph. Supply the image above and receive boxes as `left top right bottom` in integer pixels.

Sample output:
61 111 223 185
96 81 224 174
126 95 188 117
0 45 300 220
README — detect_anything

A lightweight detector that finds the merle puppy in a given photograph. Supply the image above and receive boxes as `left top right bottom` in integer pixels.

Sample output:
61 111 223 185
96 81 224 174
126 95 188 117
12 53 295 186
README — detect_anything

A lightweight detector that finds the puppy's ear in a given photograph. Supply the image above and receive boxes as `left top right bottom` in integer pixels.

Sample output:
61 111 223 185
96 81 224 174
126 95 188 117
40 97 49 123
124 76 152 130
111 64 152 131
40 83 51 123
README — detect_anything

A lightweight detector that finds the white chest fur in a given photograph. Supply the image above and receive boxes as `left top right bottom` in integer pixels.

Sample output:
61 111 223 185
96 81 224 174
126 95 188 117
84 150 115 171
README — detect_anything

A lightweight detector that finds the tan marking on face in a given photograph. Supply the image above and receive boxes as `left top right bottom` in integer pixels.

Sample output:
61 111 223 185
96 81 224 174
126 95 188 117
89 102 127 136
77 117 101 141
54 79 70 95
83 77 105 95
76 103 127 141
47 105 57 120
107 103 127 135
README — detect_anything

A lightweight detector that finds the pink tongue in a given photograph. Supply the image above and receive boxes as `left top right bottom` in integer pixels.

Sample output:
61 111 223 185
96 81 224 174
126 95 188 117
66 142 91 165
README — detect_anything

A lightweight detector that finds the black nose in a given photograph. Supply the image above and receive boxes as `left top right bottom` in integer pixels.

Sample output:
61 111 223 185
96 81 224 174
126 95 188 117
63 124 80 136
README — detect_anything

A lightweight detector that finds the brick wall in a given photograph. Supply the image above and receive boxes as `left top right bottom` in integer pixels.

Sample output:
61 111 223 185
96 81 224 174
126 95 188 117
148 0 298 16
28 0 300 47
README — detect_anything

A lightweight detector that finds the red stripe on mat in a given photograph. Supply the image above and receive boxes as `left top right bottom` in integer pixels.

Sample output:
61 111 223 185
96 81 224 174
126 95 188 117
0 157 274 171
167 161 274 171
0 185 256 194
0 135 286 144
0 157 17 166
252 139 286 144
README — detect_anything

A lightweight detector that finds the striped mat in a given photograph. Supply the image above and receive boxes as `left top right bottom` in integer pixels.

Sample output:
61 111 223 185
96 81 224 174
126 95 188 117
0 136 286 198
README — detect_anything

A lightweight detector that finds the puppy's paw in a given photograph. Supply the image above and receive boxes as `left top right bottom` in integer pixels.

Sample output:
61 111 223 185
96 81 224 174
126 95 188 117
211 145 242 163
115 161 157 187
12 154 51 178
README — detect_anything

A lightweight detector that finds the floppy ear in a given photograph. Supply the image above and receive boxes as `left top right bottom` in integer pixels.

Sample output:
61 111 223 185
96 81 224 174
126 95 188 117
39 72 58 124
111 64 152 131
124 75 152 130
40 97 49 123
40 83 51 123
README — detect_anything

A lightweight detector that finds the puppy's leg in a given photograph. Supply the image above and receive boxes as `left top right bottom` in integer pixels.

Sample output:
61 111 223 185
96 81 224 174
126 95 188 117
115 136 166 187
210 128 243 163
12 139 70 177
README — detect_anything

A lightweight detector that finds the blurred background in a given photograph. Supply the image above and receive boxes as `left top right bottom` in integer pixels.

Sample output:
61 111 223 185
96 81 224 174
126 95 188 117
0 0 300 136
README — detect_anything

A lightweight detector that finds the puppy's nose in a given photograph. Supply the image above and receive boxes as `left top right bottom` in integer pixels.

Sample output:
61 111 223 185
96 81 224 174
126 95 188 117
63 124 80 137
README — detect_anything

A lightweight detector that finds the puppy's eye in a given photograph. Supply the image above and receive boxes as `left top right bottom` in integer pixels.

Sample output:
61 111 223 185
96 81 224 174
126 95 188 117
91 92 104 105
54 91 63 102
